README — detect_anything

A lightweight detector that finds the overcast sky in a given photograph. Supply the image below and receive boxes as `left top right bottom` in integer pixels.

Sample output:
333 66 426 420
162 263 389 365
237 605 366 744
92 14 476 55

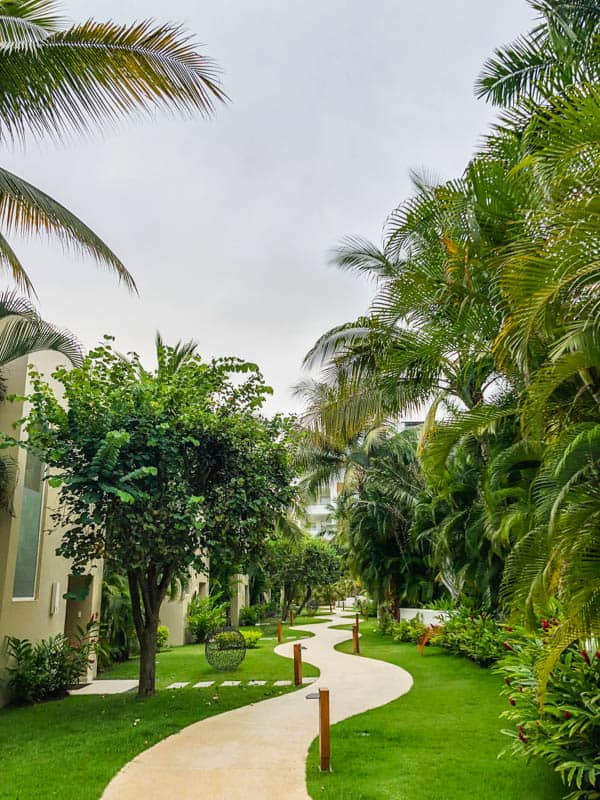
4 0 534 414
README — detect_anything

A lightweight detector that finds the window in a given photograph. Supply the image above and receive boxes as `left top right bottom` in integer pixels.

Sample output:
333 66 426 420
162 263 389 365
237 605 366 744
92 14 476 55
12 453 45 599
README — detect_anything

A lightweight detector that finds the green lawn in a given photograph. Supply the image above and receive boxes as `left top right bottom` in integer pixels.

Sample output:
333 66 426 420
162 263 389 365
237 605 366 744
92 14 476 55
104 628 318 688
307 627 565 800
0 632 318 800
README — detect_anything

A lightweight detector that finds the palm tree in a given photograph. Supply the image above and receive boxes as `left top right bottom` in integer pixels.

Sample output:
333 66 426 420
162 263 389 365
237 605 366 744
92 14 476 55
476 0 600 106
0 1 225 295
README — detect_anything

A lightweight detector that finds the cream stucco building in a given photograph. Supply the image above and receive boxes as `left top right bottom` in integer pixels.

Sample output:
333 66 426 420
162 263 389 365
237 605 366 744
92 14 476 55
0 354 104 708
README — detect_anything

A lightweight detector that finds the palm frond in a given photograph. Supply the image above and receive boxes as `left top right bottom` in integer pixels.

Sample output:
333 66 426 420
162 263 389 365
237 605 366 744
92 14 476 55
0 315 83 367
0 18 226 144
0 166 134 292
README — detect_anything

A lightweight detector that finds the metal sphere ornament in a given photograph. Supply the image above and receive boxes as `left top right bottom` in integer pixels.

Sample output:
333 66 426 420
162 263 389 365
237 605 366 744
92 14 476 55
205 627 247 671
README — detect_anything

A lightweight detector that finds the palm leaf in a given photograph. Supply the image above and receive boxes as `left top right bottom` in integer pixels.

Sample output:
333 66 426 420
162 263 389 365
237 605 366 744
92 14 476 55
0 166 134 292
0 315 82 366
0 18 226 144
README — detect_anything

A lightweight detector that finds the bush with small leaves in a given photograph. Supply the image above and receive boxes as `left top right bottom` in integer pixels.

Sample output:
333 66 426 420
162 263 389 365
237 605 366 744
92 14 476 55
240 628 263 649
239 606 259 627
156 625 169 651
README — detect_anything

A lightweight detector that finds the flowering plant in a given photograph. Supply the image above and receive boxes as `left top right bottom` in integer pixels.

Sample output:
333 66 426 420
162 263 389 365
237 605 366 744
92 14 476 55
497 634 600 799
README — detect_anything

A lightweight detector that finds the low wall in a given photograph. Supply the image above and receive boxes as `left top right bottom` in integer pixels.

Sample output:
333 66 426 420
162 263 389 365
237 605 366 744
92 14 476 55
399 607 449 626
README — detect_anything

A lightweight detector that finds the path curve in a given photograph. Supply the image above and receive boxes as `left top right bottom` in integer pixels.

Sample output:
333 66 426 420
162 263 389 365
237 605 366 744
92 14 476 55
102 612 413 800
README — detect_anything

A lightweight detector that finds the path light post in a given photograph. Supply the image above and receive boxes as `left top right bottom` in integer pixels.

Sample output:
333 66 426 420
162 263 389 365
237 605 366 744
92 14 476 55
277 619 283 644
353 623 360 654
319 688 331 772
293 643 302 686
355 613 359 629
306 687 331 773
290 610 294 626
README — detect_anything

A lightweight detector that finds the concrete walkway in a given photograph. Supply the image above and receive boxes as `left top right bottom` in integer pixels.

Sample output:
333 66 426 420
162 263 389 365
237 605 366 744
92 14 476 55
101 612 413 800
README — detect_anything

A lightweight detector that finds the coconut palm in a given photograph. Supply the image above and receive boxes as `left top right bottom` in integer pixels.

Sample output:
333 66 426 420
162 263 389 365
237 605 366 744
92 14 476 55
0 0 225 294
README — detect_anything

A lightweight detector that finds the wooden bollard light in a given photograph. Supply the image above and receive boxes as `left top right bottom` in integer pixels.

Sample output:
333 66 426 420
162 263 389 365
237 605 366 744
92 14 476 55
293 643 302 686
277 619 283 644
306 687 331 773
353 623 360 654
355 613 359 629
290 610 295 626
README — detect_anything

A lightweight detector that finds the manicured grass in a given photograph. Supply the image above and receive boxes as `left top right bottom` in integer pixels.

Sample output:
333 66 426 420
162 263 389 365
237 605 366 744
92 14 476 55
307 627 565 800
0 633 318 800
104 629 318 688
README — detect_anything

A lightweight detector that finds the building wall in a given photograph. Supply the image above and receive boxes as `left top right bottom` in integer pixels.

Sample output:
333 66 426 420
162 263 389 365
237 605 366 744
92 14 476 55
159 569 209 646
0 354 103 707
229 573 249 627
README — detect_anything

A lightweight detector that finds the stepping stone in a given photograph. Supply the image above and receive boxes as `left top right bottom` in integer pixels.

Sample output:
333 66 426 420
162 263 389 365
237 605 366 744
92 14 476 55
220 681 241 687
247 680 266 686
166 682 189 689
273 680 291 686
193 681 215 688
262 637 275 640
68 679 138 696
302 678 316 685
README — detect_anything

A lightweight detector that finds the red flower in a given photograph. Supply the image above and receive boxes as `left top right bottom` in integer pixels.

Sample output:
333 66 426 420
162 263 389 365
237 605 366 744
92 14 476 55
502 641 513 651
581 650 591 666
509 697 516 706
563 711 571 720
518 732 529 744
505 626 513 633
504 677 511 686
541 619 549 631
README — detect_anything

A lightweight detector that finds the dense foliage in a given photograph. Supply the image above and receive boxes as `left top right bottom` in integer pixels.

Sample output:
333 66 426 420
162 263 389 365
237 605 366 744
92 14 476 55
298 2 600 795
5 623 98 705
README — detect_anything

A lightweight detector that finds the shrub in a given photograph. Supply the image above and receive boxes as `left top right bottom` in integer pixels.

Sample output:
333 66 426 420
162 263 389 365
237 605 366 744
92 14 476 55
392 616 428 644
187 594 227 643
213 631 243 650
239 606 259 627
240 628 263 649
377 607 394 636
156 625 169 650
497 636 600 800
4 624 98 705
431 607 506 666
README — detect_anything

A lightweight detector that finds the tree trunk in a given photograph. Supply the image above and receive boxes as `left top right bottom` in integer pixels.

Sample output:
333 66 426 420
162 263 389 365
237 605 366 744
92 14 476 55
128 569 171 698
138 625 158 697
295 586 312 618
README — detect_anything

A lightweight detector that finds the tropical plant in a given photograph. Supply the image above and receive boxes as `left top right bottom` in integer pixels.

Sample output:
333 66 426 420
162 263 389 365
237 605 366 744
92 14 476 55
4 620 99 704
187 594 227 643
498 637 600 799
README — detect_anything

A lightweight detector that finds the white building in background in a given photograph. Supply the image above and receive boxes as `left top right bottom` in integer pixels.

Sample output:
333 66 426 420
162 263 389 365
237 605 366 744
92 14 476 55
304 413 425 541
305 480 341 539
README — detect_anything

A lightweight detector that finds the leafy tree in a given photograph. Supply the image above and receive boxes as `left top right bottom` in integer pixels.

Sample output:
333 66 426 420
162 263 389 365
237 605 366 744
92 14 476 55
264 535 341 619
294 537 342 617
11 336 294 696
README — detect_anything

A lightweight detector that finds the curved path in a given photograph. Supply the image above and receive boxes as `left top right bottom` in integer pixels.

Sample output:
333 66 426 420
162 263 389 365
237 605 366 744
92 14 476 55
102 612 413 800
